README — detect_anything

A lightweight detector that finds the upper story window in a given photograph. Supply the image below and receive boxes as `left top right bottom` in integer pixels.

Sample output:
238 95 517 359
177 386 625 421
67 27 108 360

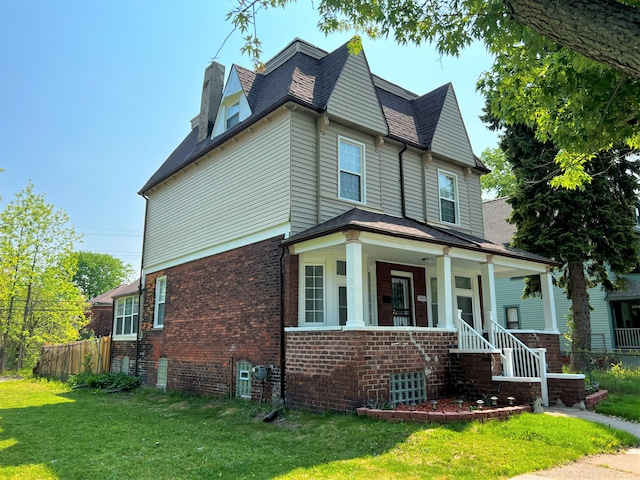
438 170 458 224
338 137 365 203
154 276 167 328
225 101 240 130
114 296 139 338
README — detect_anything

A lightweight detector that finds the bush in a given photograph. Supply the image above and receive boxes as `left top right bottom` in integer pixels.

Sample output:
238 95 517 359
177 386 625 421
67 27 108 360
68 372 140 392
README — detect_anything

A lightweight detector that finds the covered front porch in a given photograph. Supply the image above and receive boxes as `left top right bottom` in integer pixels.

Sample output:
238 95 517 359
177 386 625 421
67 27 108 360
283 209 569 411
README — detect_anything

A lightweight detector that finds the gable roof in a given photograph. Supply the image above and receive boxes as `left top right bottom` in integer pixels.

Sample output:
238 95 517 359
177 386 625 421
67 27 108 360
482 197 516 245
283 207 556 266
88 279 140 306
140 39 480 194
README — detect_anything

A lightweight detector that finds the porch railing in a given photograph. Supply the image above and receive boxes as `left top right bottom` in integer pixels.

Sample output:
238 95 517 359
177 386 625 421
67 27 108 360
615 328 640 349
489 316 543 378
454 310 504 358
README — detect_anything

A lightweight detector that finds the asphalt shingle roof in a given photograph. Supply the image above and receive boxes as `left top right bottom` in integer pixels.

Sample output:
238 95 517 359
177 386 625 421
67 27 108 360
140 39 465 194
283 207 556 266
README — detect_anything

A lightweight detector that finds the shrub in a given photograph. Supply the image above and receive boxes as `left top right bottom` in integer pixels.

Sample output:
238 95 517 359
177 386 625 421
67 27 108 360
68 372 140 392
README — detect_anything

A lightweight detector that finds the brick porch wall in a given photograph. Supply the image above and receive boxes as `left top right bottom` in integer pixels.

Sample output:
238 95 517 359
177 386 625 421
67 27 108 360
285 330 457 412
548 376 585 407
136 236 285 403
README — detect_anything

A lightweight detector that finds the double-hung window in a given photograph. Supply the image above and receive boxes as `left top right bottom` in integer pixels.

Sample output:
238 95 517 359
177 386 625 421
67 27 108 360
154 277 167 328
226 101 240 129
304 265 324 324
438 170 458 224
114 296 139 338
338 137 365 202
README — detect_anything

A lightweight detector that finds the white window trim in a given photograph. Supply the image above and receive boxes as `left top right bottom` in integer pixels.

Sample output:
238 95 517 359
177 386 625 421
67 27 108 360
112 295 139 340
437 169 459 225
338 136 366 204
300 261 326 326
154 276 167 329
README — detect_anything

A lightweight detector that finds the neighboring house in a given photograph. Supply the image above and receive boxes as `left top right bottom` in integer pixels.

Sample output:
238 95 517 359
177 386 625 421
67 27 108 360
112 38 584 411
482 197 640 353
87 280 139 337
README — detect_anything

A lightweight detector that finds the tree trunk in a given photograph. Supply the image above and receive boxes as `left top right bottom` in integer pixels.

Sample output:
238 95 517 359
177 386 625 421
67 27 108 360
505 0 640 79
567 261 591 372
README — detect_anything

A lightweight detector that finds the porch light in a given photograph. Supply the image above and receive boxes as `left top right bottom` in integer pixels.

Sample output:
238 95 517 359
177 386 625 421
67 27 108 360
490 395 498 407
431 400 438 411
456 399 464 411
507 396 516 406
476 399 484 410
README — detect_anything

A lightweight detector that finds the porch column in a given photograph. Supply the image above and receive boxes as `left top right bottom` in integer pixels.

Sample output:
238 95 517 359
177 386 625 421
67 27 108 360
436 249 454 329
540 271 558 332
345 231 365 327
480 258 498 329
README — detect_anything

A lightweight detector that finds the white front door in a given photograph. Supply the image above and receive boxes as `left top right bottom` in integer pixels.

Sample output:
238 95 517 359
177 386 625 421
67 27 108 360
454 275 482 332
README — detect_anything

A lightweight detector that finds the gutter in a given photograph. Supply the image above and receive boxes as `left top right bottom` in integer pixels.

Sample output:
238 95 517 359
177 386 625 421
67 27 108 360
135 194 149 377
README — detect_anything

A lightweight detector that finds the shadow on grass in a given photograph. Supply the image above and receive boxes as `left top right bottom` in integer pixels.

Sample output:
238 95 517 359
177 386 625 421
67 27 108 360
0 384 429 479
0 382 635 480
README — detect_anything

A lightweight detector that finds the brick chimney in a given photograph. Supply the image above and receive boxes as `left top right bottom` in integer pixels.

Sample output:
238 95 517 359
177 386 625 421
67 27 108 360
197 61 225 142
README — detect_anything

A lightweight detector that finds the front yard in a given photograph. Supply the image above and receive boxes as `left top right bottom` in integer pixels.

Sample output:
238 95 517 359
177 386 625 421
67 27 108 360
0 378 636 480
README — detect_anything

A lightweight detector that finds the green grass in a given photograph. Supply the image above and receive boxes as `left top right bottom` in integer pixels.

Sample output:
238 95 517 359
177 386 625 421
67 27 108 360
0 378 636 480
590 363 640 422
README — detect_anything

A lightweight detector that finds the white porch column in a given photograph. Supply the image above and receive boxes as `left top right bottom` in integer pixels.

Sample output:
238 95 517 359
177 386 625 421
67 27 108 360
480 257 498 331
436 249 454 329
540 271 558 332
345 231 365 327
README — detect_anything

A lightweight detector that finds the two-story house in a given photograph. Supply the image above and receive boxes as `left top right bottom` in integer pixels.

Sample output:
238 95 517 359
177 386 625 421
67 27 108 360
112 38 585 412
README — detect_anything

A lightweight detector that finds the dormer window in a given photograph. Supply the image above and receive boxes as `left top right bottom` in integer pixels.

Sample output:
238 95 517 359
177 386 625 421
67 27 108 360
226 101 240 129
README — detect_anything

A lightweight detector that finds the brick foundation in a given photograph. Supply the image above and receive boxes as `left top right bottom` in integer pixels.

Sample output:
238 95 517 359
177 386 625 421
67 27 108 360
548 375 586 406
285 329 456 412
111 341 137 375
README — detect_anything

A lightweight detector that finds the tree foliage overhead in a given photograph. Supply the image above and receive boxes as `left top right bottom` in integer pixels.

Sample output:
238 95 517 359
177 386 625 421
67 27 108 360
72 251 135 300
228 0 640 187
479 147 516 200
498 121 640 371
0 182 87 371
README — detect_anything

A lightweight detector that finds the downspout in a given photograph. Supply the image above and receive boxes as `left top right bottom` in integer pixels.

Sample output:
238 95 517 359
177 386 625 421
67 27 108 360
135 194 149 377
278 245 287 403
398 143 408 218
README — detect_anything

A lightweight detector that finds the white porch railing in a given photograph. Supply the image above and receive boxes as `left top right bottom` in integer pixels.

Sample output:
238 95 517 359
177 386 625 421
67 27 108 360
615 328 640 349
454 310 503 357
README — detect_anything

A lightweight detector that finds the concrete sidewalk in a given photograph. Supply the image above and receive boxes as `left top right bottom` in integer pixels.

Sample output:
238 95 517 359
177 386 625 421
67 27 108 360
510 407 640 479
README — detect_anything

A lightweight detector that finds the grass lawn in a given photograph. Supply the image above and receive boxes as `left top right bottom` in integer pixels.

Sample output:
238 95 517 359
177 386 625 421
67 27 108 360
0 378 636 480
592 363 640 422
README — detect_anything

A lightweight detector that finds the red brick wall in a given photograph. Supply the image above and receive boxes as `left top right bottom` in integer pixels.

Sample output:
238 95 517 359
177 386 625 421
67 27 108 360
111 341 137 375
548 376 585 406
376 262 429 327
87 306 113 337
136 236 285 402
285 330 456 412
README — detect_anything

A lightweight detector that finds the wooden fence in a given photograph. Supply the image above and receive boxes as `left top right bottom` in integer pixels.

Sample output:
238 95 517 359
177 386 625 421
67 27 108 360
38 336 111 379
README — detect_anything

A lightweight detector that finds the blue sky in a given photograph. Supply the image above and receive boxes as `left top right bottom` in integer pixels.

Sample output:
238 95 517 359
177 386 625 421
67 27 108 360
0 0 498 272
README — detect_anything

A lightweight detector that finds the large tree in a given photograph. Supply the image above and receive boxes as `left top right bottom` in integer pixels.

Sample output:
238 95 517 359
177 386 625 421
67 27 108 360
72 251 134 300
0 183 86 371
229 0 640 187
479 147 516 199
495 122 640 372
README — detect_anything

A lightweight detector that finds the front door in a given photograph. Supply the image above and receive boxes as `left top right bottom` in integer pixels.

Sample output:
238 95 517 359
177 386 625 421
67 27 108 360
392 276 413 326
454 275 481 332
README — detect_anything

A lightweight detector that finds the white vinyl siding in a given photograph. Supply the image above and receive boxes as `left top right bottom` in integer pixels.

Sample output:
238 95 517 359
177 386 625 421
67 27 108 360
143 113 291 272
326 53 388 135
290 111 319 234
430 86 475 167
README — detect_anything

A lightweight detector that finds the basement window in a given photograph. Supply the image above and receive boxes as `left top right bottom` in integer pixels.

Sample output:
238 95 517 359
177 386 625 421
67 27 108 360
389 371 426 407
236 360 252 399
157 358 168 392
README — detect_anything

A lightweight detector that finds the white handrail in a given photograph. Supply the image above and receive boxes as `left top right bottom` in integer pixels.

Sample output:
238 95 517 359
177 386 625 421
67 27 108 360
490 315 542 378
